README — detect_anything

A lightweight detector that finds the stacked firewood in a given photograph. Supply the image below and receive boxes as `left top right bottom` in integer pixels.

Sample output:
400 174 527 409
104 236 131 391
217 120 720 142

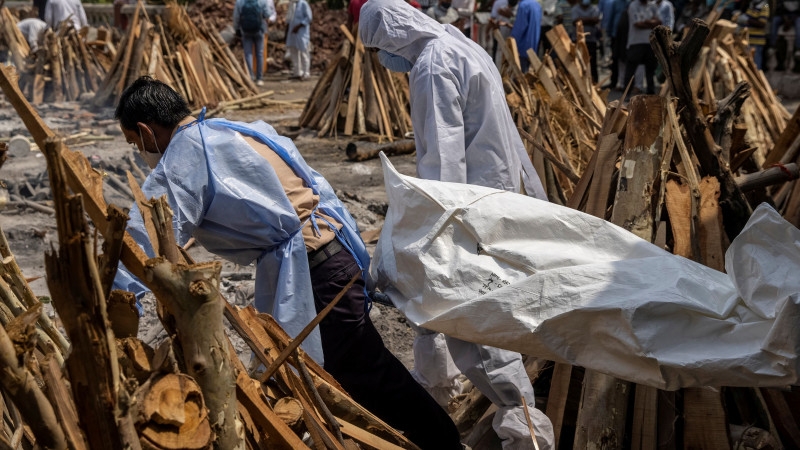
467 20 799 449
299 26 412 141
0 64 417 450
0 8 112 104
93 1 257 109
498 24 606 204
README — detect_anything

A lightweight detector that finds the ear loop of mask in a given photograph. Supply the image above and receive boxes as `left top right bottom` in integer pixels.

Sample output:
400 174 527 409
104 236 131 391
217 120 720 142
139 124 163 156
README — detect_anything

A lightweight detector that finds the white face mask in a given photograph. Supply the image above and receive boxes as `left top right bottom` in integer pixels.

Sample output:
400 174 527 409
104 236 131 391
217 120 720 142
138 126 163 169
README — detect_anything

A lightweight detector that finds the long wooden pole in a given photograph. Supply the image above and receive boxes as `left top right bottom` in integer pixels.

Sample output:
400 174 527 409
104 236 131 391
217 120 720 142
261 271 361 382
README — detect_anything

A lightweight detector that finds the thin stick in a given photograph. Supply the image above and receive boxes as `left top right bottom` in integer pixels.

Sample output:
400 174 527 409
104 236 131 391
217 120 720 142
521 394 540 450
261 271 361 382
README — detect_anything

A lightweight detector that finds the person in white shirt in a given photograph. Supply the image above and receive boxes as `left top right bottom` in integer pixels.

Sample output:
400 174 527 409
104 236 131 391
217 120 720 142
540 0 557 52
44 0 88 30
17 14 48 52
656 0 674 29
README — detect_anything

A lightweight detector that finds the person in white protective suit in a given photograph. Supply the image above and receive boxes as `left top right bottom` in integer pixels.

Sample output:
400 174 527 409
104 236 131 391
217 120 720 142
359 1 555 449
112 76 462 450
43 0 87 31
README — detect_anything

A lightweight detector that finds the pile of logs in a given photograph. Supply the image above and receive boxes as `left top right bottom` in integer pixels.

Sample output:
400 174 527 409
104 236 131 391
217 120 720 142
462 19 800 449
299 26 412 141
92 1 257 109
0 8 112 104
0 64 417 449
499 23 606 204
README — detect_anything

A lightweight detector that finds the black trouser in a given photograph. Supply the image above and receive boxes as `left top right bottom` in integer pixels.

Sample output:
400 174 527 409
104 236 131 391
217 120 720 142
609 36 621 88
625 43 658 94
586 40 599 83
540 25 553 54
309 247 462 450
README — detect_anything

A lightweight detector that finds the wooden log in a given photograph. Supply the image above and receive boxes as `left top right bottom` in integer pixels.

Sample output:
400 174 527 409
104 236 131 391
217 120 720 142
610 95 670 240
698 176 725 271
43 137 141 450
0 306 67 450
46 30 65 102
573 373 630 449
544 363 572 448
650 21 752 238
683 387 731 449
256 312 416 448
735 163 799 191
41 355 88 450
344 29 364 136
135 373 214 450
345 139 415 161
764 102 800 167
143 196 243 450
236 371 311 450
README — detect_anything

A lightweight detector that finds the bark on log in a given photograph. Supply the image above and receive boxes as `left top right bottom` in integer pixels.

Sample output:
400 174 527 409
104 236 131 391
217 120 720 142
43 137 141 450
0 306 67 450
735 163 799 191
610 95 670 240
143 255 242 450
345 140 415 162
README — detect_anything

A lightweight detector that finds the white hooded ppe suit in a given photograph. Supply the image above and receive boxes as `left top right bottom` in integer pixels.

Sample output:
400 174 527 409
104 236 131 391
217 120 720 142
359 1 553 448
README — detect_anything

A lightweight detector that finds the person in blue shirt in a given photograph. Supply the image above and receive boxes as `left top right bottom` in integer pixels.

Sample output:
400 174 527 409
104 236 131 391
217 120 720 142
234 0 276 86
113 76 462 450
286 0 312 80
511 0 542 72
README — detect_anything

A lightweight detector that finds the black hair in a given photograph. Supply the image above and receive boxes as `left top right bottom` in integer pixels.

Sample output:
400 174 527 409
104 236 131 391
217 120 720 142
115 76 191 131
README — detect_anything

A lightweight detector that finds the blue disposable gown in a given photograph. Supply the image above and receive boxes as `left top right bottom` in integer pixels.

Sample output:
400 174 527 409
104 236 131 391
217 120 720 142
114 117 370 364
511 0 542 59
286 0 312 50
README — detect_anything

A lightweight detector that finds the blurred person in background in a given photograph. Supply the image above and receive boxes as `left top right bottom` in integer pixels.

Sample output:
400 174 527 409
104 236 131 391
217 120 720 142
44 0 87 30
571 0 601 81
511 0 542 71
234 0 276 86
286 0 312 80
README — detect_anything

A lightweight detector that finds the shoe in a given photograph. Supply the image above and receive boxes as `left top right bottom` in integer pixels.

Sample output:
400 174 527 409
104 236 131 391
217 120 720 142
256 79 264 86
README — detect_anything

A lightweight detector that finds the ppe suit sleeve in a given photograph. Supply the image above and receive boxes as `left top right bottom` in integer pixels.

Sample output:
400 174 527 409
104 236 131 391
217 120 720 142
411 66 467 183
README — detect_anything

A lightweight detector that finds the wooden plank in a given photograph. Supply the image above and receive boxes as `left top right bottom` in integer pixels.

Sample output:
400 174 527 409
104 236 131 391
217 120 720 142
698 176 725 271
573 372 631 449
585 133 621 218
683 387 730 450
760 388 800 448
544 363 572 448
630 386 657 450
610 95 670 241
235 372 310 450
41 355 88 450
344 29 364 136
337 417 404 450
546 26 596 120
666 180 693 258
764 102 800 167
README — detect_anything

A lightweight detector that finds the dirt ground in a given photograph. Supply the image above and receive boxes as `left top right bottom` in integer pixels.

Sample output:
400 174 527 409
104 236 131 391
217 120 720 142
0 72 421 368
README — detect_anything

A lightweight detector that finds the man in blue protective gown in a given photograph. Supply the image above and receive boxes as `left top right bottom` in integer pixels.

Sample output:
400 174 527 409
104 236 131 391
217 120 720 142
113 76 461 450
510 0 542 72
